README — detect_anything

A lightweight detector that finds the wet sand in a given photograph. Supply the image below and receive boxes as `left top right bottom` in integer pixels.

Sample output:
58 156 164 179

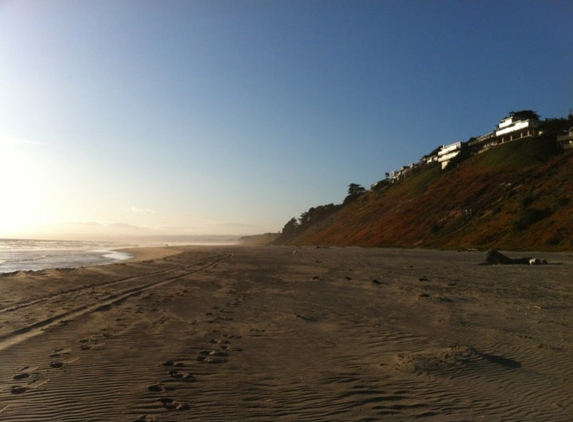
1 245 572 421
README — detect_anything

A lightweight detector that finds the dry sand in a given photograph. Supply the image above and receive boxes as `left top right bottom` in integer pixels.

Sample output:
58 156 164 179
1 245 572 421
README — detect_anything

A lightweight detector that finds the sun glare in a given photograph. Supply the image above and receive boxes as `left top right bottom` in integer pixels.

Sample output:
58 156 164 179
0 136 53 236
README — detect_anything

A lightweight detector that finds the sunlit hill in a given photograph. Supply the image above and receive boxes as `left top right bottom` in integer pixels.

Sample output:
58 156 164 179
246 112 573 251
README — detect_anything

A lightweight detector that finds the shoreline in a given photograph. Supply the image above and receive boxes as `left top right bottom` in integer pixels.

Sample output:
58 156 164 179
3 241 572 275
0 242 192 274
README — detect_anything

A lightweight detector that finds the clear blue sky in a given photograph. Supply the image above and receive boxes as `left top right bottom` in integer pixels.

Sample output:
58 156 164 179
1 0 571 239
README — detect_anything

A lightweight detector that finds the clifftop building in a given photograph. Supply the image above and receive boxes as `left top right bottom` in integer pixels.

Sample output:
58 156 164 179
384 110 564 188
557 128 573 150
468 111 540 152
437 142 463 169
495 112 540 142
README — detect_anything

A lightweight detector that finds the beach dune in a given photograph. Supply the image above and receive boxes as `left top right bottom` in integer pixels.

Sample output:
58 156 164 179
1 246 572 421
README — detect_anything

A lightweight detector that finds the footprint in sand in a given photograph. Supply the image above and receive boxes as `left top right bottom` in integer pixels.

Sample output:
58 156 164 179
197 350 228 364
168 369 196 382
216 315 233 321
197 356 227 364
134 415 156 422
203 349 228 357
10 385 27 394
11 364 41 388
182 373 196 382
168 368 185 378
49 347 72 358
372 279 388 285
147 383 169 392
12 372 31 380
79 335 107 350
161 360 185 367
159 361 197 382
222 333 242 339
158 397 189 411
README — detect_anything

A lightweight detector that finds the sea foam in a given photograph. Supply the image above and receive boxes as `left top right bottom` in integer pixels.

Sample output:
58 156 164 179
0 239 133 273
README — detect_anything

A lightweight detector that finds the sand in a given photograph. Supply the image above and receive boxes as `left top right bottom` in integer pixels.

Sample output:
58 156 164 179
0 245 572 421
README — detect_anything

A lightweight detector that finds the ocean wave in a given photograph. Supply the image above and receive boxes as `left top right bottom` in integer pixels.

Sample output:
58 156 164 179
0 240 133 273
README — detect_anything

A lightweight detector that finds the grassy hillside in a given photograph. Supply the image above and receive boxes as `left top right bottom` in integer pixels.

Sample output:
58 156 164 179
278 137 573 251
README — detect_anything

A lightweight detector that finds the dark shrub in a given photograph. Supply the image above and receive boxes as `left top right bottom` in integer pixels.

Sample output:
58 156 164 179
512 208 552 231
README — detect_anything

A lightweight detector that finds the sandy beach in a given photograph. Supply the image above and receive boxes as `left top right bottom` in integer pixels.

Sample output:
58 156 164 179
1 245 572 421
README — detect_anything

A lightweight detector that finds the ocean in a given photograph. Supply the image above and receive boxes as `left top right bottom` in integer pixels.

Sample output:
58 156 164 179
0 239 133 273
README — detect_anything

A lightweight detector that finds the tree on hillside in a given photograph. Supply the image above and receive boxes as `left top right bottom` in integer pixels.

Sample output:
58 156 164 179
347 183 366 197
426 145 442 158
541 117 570 136
344 183 366 205
298 204 341 229
509 110 540 121
282 217 299 235
273 217 300 244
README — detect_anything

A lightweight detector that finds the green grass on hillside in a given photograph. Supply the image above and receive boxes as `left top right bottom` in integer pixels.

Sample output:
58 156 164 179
477 137 561 168
401 165 443 194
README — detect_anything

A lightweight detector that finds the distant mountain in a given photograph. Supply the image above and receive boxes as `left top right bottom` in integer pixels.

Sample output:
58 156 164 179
20 222 241 244
52 222 157 240
273 133 573 251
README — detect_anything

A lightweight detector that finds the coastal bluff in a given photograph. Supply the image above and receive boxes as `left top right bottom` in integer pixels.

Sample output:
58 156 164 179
268 135 573 251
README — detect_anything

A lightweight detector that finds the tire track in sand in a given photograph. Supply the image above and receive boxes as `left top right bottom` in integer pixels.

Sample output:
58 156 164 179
0 254 231 352
0 253 226 314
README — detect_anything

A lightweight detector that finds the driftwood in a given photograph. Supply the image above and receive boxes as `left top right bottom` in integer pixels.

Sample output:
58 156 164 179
485 249 547 265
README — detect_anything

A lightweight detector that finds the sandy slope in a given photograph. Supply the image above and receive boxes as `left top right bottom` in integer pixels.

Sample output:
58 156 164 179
0 246 572 421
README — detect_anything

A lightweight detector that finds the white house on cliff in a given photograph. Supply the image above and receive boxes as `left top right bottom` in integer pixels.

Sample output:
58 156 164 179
438 142 463 169
468 111 540 152
495 113 540 142
383 110 555 187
